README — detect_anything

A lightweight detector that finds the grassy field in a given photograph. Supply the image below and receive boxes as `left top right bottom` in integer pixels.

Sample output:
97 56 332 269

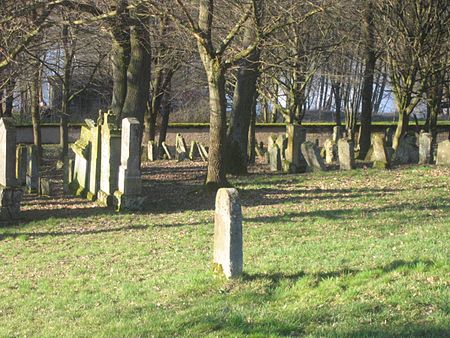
0 162 449 337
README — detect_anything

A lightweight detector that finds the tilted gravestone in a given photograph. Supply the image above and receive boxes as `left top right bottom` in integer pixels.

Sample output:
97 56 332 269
214 188 243 279
0 118 23 221
161 141 173 160
114 118 144 211
189 141 200 160
86 117 102 201
70 125 91 196
436 140 450 166
197 143 209 161
26 145 39 193
418 132 433 164
175 133 188 161
338 138 355 170
285 124 307 173
16 144 27 186
97 111 121 206
371 134 390 169
393 132 419 165
301 141 326 172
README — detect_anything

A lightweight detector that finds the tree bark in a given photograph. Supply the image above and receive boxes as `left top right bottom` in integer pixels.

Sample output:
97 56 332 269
30 64 42 164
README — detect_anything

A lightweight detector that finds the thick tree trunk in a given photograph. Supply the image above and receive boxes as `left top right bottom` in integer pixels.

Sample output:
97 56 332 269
226 45 260 175
157 89 171 157
332 82 342 126
393 111 409 150
121 20 151 142
359 4 376 159
247 93 257 164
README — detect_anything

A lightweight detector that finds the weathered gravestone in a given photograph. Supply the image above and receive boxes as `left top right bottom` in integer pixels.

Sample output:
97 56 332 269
114 118 144 211
285 124 307 173
70 125 91 196
16 144 27 186
301 141 326 172
147 140 158 161
0 118 23 221
214 188 243 279
86 117 102 201
393 132 419 165
198 143 209 161
175 133 188 161
322 139 337 164
97 111 121 206
161 141 173 160
333 126 344 143
371 134 390 169
419 132 433 164
385 127 395 148
338 138 355 170
189 141 200 160
39 177 55 197
269 144 282 172
26 145 39 193
436 140 450 166
276 134 288 160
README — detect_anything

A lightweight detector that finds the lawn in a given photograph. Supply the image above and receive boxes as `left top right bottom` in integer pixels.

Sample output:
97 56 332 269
0 162 449 337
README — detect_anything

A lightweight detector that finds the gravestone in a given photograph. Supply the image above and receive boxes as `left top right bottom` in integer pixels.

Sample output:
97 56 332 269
436 140 450 166
371 134 390 169
16 144 27 186
39 177 55 197
285 124 307 173
418 132 433 164
175 133 188 161
70 125 91 196
276 134 288 160
26 145 39 193
0 118 23 220
301 141 326 172
385 127 395 148
86 117 102 201
161 141 173 160
189 141 200 160
198 143 209 161
269 144 282 172
268 135 277 150
148 141 158 161
323 139 337 164
338 138 355 170
213 188 243 279
114 118 144 211
97 111 121 206
0 118 17 187
333 126 344 143
393 132 419 165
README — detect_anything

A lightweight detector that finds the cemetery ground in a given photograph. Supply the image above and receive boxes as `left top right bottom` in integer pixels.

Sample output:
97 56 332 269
0 149 449 337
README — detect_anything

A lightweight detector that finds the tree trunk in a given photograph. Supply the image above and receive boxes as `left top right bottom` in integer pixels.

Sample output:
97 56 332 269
393 111 409 150
4 78 15 117
332 82 342 126
60 24 71 160
359 4 376 159
157 88 171 157
247 93 257 164
30 66 42 164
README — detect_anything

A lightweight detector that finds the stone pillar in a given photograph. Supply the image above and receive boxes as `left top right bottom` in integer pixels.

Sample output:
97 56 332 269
285 124 306 173
86 118 102 201
97 111 121 206
214 188 243 279
338 138 355 170
0 118 17 187
419 132 432 164
26 145 39 193
0 118 23 220
16 145 27 186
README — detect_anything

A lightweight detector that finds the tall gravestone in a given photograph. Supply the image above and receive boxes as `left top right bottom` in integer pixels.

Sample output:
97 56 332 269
371 134 390 169
323 139 337 164
16 145 27 186
26 145 39 193
214 188 243 279
418 132 432 164
97 111 121 206
338 138 355 170
0 118 23 221
269 144 281 172
114 118 143 211
70 125 91 196
175 133 188 161
285 124 307 173
301 141 326 171
86 117 102 201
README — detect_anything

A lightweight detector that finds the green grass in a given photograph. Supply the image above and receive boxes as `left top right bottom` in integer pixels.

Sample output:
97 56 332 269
0 165 449 337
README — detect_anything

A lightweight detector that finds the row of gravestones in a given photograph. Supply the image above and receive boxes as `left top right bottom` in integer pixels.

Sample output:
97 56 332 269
262 125 450 173
147 134 209 162
69 111 144 211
